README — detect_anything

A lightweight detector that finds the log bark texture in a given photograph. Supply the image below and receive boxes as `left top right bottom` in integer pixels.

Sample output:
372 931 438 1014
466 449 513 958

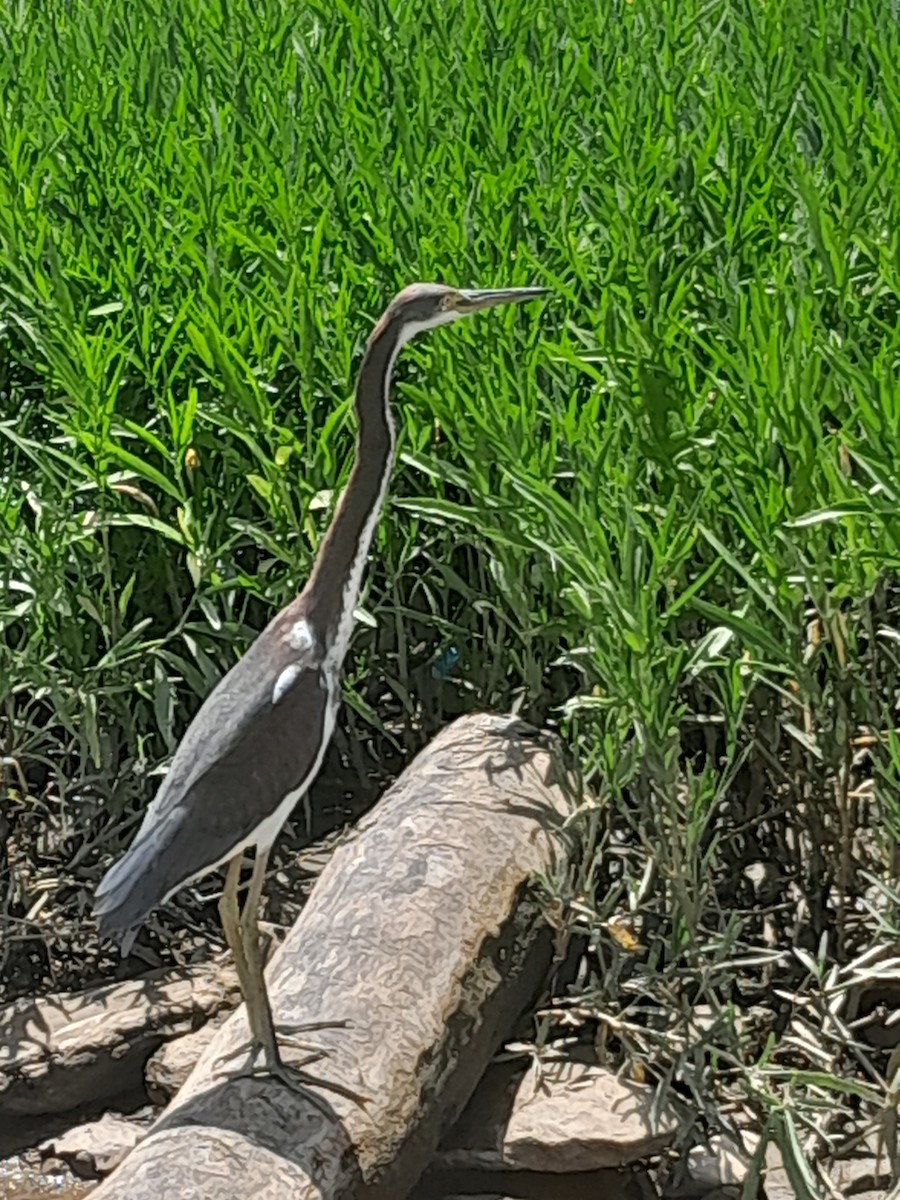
91 713 575 1200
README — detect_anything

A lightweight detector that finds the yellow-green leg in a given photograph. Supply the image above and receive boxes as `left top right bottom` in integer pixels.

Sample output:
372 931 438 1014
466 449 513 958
214 848 363 1103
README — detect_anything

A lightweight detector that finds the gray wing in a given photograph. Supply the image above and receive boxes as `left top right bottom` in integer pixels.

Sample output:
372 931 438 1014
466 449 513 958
94 623 331 943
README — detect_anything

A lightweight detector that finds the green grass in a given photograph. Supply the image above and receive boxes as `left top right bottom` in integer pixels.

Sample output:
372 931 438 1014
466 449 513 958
2 0 900 1190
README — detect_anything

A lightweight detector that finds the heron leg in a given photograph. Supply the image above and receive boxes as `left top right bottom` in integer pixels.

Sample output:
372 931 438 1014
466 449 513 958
217 853 275 1061
214 848 364 1104
236 846 283 1066
238 849 344 1058
215 850 321 1072
219 852 252 1003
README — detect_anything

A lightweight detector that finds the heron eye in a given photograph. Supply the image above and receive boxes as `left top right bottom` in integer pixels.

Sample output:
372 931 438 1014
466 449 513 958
441 293 455 311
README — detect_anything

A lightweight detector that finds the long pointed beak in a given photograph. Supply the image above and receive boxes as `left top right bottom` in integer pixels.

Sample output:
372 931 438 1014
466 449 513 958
455 286 549 314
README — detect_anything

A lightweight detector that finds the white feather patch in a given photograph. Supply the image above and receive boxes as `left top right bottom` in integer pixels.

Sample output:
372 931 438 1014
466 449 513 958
272 662 303 705
287 618 315 653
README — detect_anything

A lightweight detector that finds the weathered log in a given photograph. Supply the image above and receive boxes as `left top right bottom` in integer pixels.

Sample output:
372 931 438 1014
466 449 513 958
0 958 240 1122
91 713 575 1200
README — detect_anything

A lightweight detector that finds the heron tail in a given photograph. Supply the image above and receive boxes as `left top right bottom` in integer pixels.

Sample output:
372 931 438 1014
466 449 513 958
93 829 171 953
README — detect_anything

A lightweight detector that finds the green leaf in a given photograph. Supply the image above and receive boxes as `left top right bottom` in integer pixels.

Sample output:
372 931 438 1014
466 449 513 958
774 1111 820 1200
788 503 873 527
87 300 124 317
102 514 186 545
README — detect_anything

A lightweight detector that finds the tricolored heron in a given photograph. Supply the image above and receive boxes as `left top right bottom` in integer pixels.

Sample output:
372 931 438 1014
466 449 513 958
94 283 548 1088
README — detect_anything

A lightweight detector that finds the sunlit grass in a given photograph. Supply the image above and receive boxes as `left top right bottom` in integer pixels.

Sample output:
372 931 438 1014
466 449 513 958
2 0 900 1189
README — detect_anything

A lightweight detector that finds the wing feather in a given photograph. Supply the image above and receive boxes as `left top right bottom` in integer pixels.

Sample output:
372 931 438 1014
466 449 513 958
95 612 329 943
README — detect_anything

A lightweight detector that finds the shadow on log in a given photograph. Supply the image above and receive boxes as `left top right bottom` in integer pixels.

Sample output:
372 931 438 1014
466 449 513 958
91 713 577 1200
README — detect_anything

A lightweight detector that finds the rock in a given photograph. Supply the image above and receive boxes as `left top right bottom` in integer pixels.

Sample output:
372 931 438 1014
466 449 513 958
40 1110 153 1179
504 1062 678 1172
439 1058 679 1173
763 1141 801 1200
86 714 575 1200
413 1165 659 1199
145 1013 229 1101
678 1133 758 1194
0 957 240 1131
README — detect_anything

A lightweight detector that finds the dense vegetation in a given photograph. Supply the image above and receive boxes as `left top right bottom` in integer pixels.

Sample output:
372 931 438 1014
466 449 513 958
2 0 900 1192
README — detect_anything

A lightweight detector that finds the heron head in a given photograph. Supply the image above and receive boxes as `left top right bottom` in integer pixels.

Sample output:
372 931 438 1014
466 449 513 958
370 282 548 348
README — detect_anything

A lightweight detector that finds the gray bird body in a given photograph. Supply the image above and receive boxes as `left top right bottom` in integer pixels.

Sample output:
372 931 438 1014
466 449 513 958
94 596 333 946
94 283 547 952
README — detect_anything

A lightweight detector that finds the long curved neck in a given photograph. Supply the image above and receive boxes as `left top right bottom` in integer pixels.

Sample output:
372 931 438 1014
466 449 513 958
303 322 402 658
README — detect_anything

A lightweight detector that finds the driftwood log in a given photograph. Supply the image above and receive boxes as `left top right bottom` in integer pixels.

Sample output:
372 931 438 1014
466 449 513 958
91 713 575 1200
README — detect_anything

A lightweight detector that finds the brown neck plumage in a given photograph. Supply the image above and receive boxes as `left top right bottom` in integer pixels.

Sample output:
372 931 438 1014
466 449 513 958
302 319 401 646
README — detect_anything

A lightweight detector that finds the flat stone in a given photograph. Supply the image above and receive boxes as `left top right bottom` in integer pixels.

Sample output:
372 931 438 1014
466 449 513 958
0 957 240 1124
440 1059 679 1173
505 1062 679 1171
39 1110 151 1179
145 1013 228 1101
680 1133 757 1193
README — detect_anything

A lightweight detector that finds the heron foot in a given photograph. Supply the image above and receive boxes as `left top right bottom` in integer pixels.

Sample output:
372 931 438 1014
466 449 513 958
212 1040 367 1107
211 1035 322 1078
257 1056 368 1107
212 1017 349 1073
211 1042 322 1080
